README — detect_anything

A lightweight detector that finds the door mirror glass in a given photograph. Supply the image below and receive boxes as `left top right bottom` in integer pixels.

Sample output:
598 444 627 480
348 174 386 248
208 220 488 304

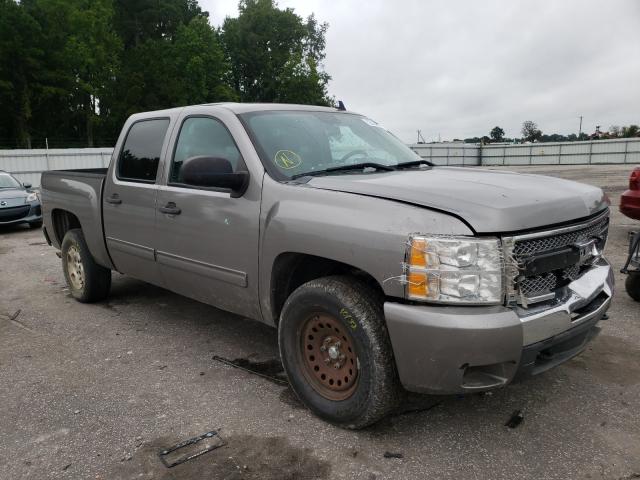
180 156 249 195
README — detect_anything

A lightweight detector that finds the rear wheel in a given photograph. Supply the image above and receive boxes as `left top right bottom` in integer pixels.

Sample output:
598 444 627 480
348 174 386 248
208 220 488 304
61 228 111 303
278 276 399 429
626 272 640 302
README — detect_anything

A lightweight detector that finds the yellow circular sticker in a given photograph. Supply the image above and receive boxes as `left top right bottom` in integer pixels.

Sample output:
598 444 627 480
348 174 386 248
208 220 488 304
274 150 302 169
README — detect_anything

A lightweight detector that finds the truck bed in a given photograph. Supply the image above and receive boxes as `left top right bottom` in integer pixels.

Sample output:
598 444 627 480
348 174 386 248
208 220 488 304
40 168 113 269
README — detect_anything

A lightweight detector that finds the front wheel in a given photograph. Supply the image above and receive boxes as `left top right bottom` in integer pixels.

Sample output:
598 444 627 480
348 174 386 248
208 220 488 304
61 228 111 303
278 276 400 429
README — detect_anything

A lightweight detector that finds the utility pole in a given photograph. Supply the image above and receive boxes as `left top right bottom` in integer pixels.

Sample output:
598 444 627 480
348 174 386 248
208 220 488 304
578 116 583 139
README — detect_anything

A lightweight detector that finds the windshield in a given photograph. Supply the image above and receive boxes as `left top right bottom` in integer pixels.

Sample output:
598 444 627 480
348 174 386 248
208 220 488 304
0 173 22 189
240 111 421 179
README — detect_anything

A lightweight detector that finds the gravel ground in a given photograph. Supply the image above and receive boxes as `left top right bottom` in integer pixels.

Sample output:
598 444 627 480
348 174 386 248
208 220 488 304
0 164 638 480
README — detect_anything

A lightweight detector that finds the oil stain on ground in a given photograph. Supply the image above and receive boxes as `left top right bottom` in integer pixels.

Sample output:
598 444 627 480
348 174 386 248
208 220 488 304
110 434 330 480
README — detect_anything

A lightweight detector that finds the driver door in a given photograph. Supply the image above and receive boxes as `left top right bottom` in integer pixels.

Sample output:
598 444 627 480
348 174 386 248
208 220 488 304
154 114 261 319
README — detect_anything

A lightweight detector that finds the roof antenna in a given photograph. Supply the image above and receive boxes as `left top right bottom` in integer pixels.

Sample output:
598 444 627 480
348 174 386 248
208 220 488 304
337 100 346 111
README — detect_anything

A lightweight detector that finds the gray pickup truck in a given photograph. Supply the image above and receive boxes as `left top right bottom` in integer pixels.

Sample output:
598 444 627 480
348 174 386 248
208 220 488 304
41 103 614 428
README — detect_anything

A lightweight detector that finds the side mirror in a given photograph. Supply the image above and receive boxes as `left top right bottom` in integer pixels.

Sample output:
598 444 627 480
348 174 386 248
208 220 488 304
180 156 249 197
23 182 32 189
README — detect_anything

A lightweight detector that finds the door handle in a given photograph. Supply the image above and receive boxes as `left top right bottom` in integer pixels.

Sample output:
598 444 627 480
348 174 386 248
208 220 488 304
159 202 181 215
105 194 122 205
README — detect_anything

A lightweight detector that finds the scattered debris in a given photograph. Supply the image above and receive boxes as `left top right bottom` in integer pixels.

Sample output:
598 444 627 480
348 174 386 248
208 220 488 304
383 451 403 459
212 355 288 385
62 463 71 471
73 410 80 415
505 410 524 429
157 365 167 370
159 430 226 468
1 309 36 334
396 401 441 417
199 371 205 376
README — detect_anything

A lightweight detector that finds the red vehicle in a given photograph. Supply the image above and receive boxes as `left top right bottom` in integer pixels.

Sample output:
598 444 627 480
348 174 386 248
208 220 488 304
620 166 640 220
621 167 640 301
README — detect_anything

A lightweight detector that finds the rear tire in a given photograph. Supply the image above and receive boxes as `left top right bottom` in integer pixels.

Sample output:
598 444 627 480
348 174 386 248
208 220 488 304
61 228 111 303
278 275 400 429
626 272 640 302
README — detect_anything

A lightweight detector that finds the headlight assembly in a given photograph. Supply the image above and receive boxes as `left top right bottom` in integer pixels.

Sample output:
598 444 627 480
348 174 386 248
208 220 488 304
405 236 503 304
26 192 38 203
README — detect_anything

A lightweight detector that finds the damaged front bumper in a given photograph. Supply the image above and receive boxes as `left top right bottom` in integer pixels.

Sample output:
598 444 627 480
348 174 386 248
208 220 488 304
384 259 614 395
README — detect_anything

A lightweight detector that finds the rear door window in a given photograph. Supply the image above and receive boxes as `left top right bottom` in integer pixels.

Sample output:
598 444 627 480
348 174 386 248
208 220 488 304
117 119 170 183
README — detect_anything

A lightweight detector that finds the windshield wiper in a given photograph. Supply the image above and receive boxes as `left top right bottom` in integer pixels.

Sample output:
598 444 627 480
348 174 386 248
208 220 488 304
395 159 434 169
291 162 395 180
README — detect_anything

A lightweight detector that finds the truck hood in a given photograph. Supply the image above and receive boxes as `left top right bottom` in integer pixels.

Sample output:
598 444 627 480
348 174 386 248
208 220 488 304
306 167 608 233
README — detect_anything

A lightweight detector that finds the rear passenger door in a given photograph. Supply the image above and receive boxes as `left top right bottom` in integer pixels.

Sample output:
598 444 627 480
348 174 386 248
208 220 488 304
103 117 172 285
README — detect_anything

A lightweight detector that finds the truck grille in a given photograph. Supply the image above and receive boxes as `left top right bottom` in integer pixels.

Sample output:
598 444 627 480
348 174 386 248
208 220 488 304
512 213 609 299
513 215 609 257
0 205 30 222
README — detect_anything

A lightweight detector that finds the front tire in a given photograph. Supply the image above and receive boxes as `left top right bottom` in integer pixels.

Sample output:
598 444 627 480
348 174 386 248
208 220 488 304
278 276 399 429
626 272 640 302
61 228 111 303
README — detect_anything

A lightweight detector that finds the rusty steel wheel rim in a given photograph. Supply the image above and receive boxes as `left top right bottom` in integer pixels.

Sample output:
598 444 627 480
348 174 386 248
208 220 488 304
299 313 359 401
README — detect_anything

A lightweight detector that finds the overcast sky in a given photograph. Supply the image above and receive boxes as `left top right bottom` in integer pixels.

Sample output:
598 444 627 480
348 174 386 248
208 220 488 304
201 0 640 143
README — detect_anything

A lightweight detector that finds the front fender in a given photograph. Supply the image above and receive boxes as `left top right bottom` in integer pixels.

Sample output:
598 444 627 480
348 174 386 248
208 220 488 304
258 175 473 324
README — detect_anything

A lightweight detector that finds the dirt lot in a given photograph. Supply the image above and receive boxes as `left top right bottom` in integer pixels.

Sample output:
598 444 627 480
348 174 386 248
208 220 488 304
1 164 639 480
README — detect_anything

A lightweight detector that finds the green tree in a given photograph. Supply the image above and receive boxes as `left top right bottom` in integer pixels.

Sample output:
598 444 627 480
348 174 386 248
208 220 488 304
113 0 206 48
170 17 236 105
63 0 122 146
0 0 44 147
221 0 332 105
105 0 234 136
490 126 504 142
521 120 542 142
622 125 639 138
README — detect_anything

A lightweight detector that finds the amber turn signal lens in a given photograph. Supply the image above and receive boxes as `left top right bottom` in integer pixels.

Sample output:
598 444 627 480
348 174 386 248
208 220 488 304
407 271 428 297
409 238 427 267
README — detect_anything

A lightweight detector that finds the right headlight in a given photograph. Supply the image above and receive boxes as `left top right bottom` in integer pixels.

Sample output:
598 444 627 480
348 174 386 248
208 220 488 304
405 235 503 304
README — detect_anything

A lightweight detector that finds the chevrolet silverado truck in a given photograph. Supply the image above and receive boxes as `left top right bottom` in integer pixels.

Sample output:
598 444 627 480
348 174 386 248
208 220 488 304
40 103 614 428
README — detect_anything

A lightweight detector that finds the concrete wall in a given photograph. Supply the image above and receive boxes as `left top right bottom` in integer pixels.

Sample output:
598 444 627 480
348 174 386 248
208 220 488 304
409 142 481 166
0 148 113 187
410 138 640 167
